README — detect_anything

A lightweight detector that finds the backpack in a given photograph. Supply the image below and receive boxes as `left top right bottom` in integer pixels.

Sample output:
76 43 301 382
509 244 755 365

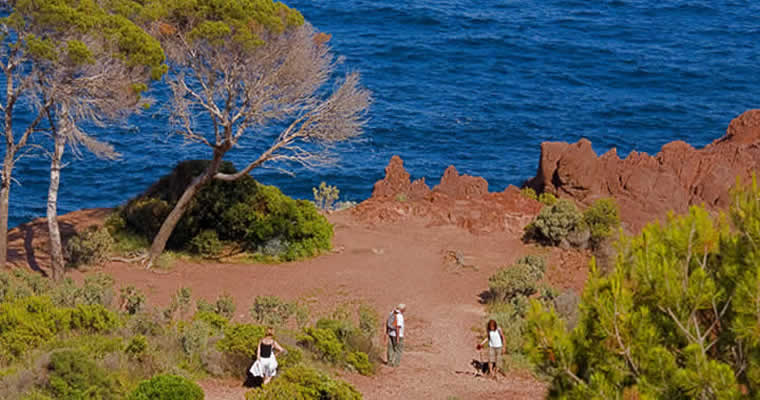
386 310 397 332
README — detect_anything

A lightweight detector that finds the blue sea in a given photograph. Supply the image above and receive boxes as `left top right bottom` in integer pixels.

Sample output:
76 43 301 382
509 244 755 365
7 0 760 227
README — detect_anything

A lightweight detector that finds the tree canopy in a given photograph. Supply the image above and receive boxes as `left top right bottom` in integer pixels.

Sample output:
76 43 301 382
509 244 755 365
525 177 760 399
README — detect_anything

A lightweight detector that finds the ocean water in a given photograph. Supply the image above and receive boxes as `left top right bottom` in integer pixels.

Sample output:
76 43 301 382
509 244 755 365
7 0 760 227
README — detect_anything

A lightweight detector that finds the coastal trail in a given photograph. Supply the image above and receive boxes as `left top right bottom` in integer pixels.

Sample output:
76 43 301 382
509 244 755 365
75 211 553 399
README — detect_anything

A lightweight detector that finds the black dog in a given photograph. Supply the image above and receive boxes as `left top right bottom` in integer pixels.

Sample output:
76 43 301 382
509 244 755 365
471 359 490 375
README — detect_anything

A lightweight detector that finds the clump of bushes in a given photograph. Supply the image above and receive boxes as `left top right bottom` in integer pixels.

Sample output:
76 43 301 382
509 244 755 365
64 225 114 268
250 295 295 326
524 179 760 397
524 198 620 250
245 364 362 400
127 374 203 400
488 255 546 302
297 315 376 376
313 181 339 211
115 160 333 261
47 350 120 400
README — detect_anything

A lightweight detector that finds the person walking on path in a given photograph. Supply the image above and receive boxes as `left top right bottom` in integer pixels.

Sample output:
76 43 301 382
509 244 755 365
477 319 505 379
250 327 286 385
385 303 406 367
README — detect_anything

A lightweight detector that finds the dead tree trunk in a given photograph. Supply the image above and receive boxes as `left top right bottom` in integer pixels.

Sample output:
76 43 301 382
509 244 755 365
147 150 225 267
0 152 13 269
46 124 65 281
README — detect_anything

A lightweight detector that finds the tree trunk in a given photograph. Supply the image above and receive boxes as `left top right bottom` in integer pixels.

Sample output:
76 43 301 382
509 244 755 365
0 152 14 269
147 152 225 266
47 131 65 281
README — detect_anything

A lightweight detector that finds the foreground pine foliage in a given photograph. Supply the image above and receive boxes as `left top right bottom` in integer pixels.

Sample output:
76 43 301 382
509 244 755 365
526 177 760 399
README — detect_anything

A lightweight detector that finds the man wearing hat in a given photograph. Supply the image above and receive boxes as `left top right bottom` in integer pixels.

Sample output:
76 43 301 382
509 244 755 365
386 303 406 367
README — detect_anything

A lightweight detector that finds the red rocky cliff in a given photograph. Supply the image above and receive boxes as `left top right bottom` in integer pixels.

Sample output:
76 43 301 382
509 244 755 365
527 109 760 230
355 156 541 235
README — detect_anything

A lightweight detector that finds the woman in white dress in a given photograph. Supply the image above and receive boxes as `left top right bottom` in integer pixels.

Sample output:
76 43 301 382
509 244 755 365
250 327 285 385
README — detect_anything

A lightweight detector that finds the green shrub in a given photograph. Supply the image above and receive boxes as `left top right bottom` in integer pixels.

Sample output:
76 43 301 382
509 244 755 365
538 192 558 206
79 273 115 308
164 287 193 320
298 327 344 363
216 323 266 358
189 230 224 258
127 374 203 400
525 181 760 398
125 335 149 360
524 199 584 245
488 256 546 302
64 226 114 268
181 320 212 358
68 304 119 332
47 350 119 400
250 296 294 326
520 187 537 200
244 364 361 400
0 296 69 361
193 311 229 331
346 351 373 376
119 160 332 261
582 197 621 248
358 304 378 339
120 286 146 315
313 182 340 211
128 310 165 337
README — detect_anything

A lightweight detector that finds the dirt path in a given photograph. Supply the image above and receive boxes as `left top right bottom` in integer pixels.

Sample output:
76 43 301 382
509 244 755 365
56 211 549 399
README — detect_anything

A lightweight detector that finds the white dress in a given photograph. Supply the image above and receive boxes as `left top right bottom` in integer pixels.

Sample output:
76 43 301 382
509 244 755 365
249 342 278 378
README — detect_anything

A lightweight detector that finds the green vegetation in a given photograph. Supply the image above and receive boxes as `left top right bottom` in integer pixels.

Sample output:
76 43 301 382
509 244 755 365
113 160 333 261
524 177 760 398
524 198 620 250
313 182 340 211
520 187 538 201
245 364 362 400
0 269 367 399
64 226 114 268
127 374 203 400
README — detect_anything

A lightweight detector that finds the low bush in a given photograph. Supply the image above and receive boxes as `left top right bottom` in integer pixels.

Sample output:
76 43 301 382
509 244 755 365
298 327 345 363
520 187 537 200
488 255 546 302
358 304 378 339
47 350 119 400
313 181 340 211
196 293 237 320
346 351 373 375
538 192 557 206
64 226 114 268
118 160 333 261
189 230 224 258
582 197 620 248
125 335 149 361
524 199 584 246
127 374 203 400
250 296 294 326
244 364 362 400
298 316 375 375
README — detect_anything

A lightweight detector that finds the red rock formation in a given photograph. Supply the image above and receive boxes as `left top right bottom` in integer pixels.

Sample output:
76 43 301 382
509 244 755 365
527 109 760 230
355 157 541 235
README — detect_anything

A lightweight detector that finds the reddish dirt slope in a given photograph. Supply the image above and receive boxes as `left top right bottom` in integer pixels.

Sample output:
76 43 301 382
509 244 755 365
526 109 760 231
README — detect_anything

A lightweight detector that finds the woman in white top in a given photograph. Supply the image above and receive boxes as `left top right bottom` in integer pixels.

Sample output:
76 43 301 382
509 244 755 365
477 319 505 379
249 327 285 385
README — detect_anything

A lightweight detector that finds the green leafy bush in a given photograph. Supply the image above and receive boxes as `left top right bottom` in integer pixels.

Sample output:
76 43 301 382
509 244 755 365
244 364 361 400
525 179 760 398
538 192 558 206
298 327 344 363
125 335 149 361
64 226 114 268
118 160 332 261
346 351 373 375
313 181 339 211
79 273 116 308
250 296 294 326
488 255 546 302
520 187 537 200
47 350 119 400
197 293 236 320
358 304 378 339
193 311 229 331
524 199 584 246
68 304 119 332
127 374 203 400
189 230 224 258
582 197 620 248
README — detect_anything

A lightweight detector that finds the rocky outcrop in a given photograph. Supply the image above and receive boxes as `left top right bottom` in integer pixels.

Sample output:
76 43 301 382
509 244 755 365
526 109 760 230
355 156 541 235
